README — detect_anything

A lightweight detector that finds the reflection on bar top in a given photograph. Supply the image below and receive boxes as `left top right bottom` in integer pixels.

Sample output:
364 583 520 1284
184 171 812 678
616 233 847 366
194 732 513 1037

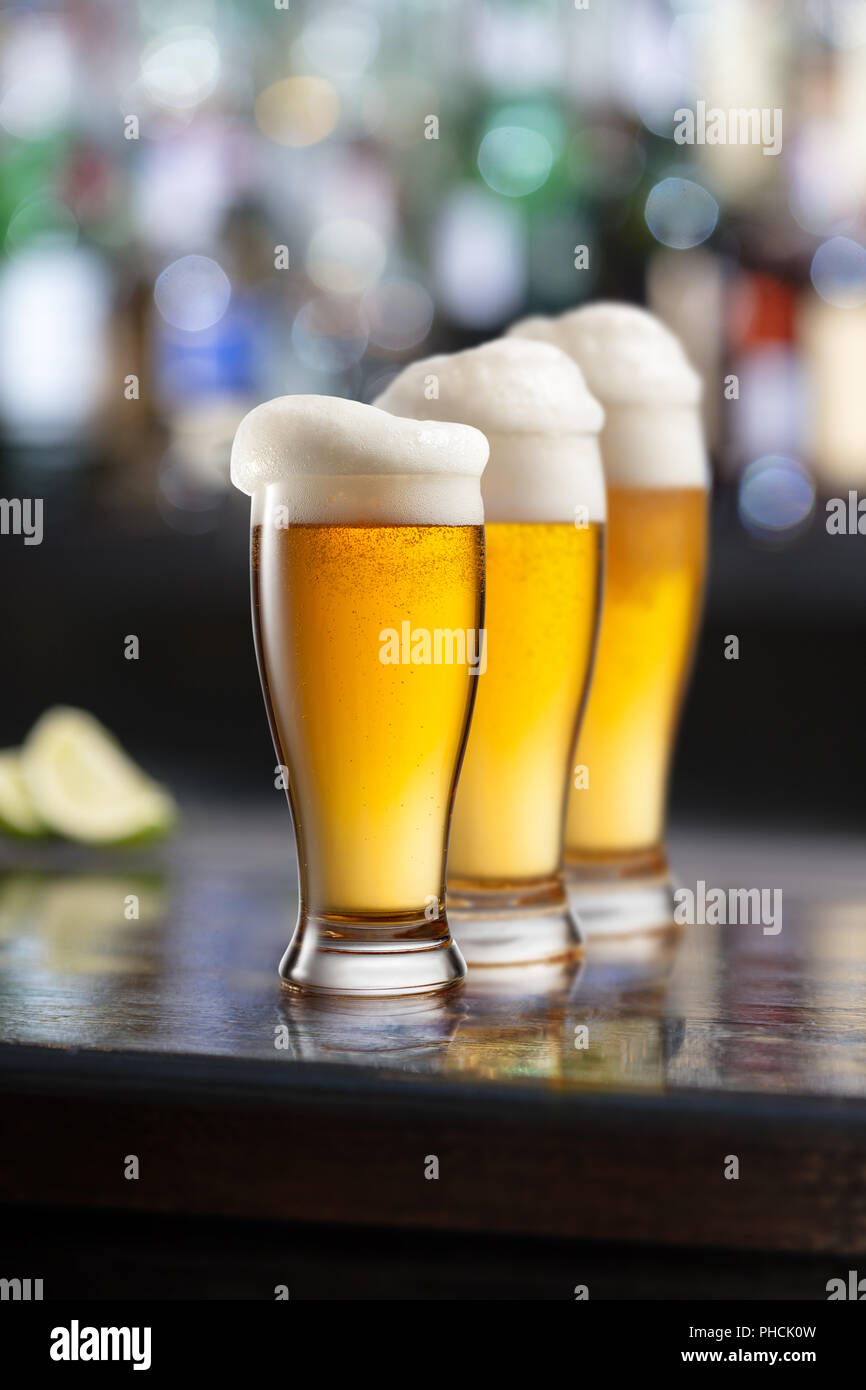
0 815 865 1103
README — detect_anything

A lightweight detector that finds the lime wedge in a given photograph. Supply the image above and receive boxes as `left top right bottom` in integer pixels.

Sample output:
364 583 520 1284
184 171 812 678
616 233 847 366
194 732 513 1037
21 707 176 845
0 749 47 836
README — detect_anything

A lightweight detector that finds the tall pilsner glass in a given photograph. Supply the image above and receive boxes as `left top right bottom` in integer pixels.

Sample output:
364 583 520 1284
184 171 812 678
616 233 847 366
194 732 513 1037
231 395 488 994
510 305 709 936
377 339 605 965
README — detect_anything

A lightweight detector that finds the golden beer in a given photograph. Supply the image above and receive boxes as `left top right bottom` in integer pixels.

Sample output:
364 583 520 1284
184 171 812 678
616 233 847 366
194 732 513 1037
565 487 706 866
376 338 606 962
253 521 484 914
232 394 488 993
510 302 709 932
448 520 602 884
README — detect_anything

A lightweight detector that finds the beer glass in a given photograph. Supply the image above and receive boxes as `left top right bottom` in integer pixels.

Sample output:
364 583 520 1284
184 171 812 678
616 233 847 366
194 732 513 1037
231 395 488 993
377 339 605 963
511 304 709 934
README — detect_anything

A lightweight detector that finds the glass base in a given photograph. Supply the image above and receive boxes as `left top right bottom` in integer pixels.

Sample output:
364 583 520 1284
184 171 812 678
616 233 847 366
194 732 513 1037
565 852 677 939
447 876 582 966
279 912 466 997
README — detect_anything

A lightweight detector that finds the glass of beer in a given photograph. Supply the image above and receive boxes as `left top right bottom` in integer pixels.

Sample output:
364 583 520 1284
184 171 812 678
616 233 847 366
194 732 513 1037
231 395 488 994
377 339 605 964
510 304 709 935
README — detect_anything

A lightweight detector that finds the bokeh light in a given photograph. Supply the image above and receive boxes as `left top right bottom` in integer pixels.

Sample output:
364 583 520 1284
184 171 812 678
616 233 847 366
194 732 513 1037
0 18 73 138
810 237 866 309
645 177 718 249
789 124 861 235
360 77 438 147
667 11 714 75
362 280 434 352
738 456 815 538
628 32 694 142
299 8 380 81
469 5 560 88
730 347 806 463
0 247 109 443
134 127 231 249
158 447 223 536
140 0 216 26
154 255 231 332
478 126 554 198
306 219 387 296
292 297 369 373
434 187 524 327
6 195 79 254
805 0 866 48
255 76 340 147
140 27 220 111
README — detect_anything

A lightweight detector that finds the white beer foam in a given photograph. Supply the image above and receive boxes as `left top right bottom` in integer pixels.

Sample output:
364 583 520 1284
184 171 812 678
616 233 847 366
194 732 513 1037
375 338 604 435
508 303 708 489
508 303 701 406
231 394 488 525
375 338 606 523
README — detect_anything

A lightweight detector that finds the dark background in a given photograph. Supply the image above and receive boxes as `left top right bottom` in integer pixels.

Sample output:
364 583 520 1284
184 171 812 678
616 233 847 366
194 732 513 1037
1 0 864 835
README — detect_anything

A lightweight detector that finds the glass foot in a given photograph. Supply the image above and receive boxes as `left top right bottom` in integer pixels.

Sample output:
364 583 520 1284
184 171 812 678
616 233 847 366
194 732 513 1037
566 859 678 938
279 912 466 997
447 876 582 966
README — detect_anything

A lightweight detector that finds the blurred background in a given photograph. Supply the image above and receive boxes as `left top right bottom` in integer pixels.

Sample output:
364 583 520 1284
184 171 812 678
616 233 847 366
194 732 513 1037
1 0 864 832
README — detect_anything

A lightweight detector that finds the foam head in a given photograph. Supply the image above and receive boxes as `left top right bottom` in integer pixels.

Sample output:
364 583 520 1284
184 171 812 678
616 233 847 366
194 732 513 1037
231 394 488 525
508 303 707 489
374 338 606 524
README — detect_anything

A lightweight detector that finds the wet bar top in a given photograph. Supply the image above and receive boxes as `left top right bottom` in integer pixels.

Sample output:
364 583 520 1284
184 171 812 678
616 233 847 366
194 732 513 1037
1 808 865 1261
